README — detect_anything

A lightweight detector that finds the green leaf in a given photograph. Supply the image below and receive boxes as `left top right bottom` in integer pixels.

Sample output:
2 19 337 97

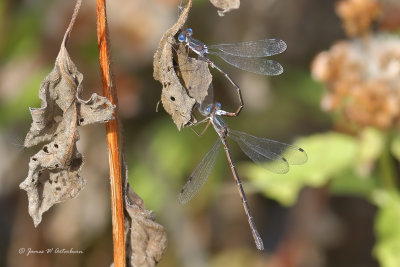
374 191 400 267
241 132 358 206
358 127 384 163
353 127 384 177
330 169 376 198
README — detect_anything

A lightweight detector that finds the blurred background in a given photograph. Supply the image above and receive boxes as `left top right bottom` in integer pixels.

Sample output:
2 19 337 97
1 0 400 266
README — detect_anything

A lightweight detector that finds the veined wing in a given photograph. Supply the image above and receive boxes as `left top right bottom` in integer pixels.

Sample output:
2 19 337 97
179 139 221 204
209 51 283 76
208 39 287 57
229 129 308 165
228 129 307 174
198 65 214 116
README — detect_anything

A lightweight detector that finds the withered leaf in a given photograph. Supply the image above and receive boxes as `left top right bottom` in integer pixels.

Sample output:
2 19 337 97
124 178 167 267
209 0 240 16
20 0 115 227
176 44 212 104
153 0 195 130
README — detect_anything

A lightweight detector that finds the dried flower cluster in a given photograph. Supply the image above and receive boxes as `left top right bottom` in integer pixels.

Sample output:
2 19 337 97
336 0 382 37
312 36 400 129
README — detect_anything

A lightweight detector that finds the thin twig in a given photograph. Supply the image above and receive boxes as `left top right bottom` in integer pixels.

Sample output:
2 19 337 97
96 1 126 266
62 0 82 45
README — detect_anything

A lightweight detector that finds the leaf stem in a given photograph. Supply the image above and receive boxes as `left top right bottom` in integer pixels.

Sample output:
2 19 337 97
96 1 126 266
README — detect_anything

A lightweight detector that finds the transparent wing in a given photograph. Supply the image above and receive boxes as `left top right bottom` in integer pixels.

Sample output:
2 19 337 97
228 129 307 174
209 51 283 76
198 65 214 116
208 39 287 57
179 139 221 204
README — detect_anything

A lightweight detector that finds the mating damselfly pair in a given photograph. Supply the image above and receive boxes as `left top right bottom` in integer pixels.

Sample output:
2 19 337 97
175 28 308 250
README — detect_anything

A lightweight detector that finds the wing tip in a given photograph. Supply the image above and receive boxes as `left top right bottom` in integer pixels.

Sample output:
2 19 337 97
280 39 287 53
266 60 284 76
178 192 189 204
270 66 284 76
293 147 308 165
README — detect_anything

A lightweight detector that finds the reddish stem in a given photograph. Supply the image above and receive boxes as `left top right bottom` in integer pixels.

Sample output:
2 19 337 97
96 1 126 266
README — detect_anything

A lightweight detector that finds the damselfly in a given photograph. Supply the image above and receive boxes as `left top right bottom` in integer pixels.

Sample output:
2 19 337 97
179 93 307 250
177 28 287 115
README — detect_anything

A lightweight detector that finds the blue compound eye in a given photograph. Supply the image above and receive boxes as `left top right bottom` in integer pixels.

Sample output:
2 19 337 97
216 102 222 109
205 105 212 114
187 28 193 36
178 33 185 42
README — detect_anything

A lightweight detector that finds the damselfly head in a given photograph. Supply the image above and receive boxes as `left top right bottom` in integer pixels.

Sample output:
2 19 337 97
201 102 221 117
178 28 193 42
178 33 185 42
204 104 213 115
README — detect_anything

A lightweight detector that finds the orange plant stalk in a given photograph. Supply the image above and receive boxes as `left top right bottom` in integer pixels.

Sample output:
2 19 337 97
96 0 126 266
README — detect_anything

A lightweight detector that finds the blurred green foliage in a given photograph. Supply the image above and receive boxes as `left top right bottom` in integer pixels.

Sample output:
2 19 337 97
0 2 45 61
0 2 50 128
242 132 359 206
374 192 400 267
242 125 400 267
0 68 47 128
128 117 224 213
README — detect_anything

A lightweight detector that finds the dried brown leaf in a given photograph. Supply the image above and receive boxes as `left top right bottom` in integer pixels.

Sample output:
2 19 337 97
153 0 195 130
209 0 240 16
176 44 212 104
20 1 115 227
124 182 167 267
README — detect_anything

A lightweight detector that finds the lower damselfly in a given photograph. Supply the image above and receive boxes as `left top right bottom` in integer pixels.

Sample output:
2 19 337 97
179 96 307 250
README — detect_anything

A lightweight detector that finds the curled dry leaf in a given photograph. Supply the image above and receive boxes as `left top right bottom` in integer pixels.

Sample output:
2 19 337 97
20 1 115 227
176 44 212 104
209 0 240 16
124 180 167 267
153 0 197 130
